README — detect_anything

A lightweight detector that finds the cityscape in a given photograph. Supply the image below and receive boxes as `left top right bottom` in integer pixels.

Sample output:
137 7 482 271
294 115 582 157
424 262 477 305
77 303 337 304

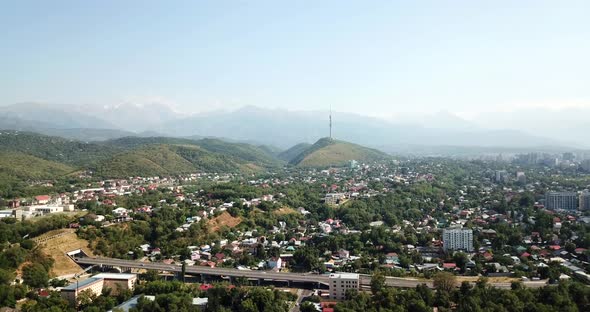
1 1 590 312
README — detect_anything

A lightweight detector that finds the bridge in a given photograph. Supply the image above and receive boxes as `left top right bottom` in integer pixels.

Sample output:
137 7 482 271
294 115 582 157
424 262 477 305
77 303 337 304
74 257 548 289
74 257 332 286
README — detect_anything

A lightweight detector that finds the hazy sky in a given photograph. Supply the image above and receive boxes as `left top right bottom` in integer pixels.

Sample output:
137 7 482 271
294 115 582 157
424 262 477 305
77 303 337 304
1 0 589 117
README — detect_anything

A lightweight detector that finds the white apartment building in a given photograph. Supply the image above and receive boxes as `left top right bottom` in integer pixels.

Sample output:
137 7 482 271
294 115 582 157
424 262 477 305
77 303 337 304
442 228 474 252
545 192 578 210
329 273 359 300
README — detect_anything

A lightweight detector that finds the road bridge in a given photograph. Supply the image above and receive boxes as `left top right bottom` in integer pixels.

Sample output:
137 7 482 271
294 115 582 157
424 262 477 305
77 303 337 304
74 257 547 289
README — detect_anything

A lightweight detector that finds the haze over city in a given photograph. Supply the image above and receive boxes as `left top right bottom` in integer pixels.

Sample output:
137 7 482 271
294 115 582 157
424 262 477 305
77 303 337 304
2 1 590 146
2 2 590 312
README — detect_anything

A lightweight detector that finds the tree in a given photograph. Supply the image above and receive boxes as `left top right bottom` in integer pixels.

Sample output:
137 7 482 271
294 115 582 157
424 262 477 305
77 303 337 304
235 276 250 287
433 272 456 293
20 239 35 250
292 247 320 272
300 302 318 312
77 289 97 308
49 278 68 288
142 270 161 282
371 270 386 295
22 263 49 288
453 252 469 273
0 268 15 285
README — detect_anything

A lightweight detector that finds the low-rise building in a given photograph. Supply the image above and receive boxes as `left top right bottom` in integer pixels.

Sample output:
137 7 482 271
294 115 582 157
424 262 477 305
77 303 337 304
61 273 137 306
267 257 282 270
61 278 104 306
92 273 137 295
329 273 359 300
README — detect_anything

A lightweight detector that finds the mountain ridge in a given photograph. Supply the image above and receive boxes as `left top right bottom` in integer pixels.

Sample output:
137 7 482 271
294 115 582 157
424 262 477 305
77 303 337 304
0 103 582 151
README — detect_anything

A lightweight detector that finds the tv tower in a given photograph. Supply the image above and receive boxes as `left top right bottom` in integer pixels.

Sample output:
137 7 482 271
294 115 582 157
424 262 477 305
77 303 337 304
329 104 332 139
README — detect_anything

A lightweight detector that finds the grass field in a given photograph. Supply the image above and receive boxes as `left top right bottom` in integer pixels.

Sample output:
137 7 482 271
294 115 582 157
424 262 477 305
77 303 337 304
36 229 95 277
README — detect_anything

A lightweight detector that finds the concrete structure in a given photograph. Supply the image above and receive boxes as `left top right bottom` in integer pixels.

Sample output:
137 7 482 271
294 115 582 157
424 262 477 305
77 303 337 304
192 297 208 310
329 273 359 300
494 170 509 183
545 192 578 210
61 277 104 306
0 210 14 219
109 295 154 312
92 273 137 295
34 195 51 205
267 257 282 270
73 256 547 289
516 171 526 184
443 228 474 252
61 273 136 306
580 191 590 211
27 205 64 215
324 193 345 205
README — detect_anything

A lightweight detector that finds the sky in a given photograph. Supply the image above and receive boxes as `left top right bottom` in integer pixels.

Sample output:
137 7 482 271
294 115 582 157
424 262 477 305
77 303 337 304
1 0 590 118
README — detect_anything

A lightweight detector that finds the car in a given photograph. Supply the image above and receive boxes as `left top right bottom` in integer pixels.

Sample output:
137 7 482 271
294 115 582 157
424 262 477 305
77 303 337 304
140 264 145 267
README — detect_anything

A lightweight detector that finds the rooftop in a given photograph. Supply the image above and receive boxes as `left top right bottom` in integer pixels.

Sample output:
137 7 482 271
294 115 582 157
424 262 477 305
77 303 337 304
329 273 359 279
108 295 154 312
92 273 137 280
62 278 102 291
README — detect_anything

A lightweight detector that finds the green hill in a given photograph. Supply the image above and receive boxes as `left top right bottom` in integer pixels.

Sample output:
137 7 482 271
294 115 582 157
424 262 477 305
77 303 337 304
290 137 388 167
0 151 75 180
0 131 283 180
101 136 199 149
0 130 117 166
193 138 281 166
278 143 312 162
102 136 282 167
93 145 197 177
93 143 269 178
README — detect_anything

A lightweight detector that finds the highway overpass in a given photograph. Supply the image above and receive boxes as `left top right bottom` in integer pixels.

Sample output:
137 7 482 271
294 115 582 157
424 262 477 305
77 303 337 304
74 257 547 289
74 257 332 285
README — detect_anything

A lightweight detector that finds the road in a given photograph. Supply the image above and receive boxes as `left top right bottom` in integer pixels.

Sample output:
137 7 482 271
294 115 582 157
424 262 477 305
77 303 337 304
75 257 331 284
74 257 548 289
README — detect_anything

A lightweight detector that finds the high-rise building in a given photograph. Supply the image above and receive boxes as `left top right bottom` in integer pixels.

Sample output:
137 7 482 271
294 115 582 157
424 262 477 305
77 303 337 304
442 228 473 252
494 170 509 183
516 171 526 184
580 191 590 211
545 192 578 210
563 152 575 161
329 273 359 300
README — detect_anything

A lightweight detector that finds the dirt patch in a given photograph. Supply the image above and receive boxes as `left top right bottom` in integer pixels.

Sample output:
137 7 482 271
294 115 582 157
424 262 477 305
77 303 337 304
36 229 94 277
273 207 297 215
207 212 242 232
456 276 519 283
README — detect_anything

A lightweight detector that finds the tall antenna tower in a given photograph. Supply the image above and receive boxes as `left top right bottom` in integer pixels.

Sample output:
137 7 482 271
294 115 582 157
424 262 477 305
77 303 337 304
329 104 332 139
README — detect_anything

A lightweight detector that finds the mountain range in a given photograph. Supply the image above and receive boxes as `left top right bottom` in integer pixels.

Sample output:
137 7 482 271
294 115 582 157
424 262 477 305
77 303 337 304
0 102 583 153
